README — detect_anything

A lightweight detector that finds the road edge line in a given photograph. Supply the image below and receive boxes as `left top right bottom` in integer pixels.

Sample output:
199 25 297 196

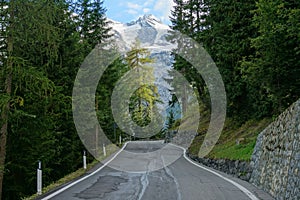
169 143 259 200
41 142 129 200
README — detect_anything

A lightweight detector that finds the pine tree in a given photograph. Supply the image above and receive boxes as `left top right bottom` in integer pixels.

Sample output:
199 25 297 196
0 0 115 198
0 1 64 198
0 1 11 198
170 0 187 33
0 1 90 199
202 0 256 120
169 0 210 114
125 42 160 127
241 0 300 117
76 0 111 51
96 57 128 143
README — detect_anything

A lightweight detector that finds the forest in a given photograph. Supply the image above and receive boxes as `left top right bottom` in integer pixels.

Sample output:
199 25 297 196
0 0 299 199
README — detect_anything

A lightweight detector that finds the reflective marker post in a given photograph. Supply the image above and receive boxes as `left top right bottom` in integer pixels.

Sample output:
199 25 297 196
119 135 122 145
113 122 116 142
83 150 87 170
103 143 106 157
37 161 42 195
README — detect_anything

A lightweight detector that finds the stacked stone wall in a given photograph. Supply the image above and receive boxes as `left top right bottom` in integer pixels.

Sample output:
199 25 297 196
250 99 300 199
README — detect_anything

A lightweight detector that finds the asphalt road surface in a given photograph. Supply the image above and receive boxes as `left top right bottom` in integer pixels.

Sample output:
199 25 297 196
41 141 274 200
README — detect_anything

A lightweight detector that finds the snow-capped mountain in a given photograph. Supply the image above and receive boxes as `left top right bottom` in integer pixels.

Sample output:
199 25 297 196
110 14 175 51
110 14 175 114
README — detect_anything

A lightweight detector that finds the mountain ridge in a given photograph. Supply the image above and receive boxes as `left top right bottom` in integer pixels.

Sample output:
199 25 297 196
109 14 175 116
109 14 174 51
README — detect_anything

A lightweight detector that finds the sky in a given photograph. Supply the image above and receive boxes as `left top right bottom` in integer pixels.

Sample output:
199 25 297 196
103 0 175 25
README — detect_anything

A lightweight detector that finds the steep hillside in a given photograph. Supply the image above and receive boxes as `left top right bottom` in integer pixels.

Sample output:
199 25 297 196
188 116 271 161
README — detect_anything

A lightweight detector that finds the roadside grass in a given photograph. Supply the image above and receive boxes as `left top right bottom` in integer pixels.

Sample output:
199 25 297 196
207 139 256 161
22 144 121 200
188 115 271 161
23 115 272 199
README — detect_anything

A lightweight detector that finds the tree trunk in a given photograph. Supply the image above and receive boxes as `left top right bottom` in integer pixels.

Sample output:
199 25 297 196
0 2 14 199
0 57 12 200
182 84 187 116
0 78 11 200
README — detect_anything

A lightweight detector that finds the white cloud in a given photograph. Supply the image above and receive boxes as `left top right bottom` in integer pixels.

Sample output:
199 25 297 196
122 0 174 24
143 0 155 7
127 2 141 10
127 9 139 15
143 8 151 13
154 0 175 22
126 1 143 16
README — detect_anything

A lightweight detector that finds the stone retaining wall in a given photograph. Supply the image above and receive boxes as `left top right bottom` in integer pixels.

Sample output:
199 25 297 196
250 99 300 199
187 154 252 181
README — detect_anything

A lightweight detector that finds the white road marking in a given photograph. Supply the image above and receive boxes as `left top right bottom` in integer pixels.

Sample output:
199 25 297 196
41 142 129 200
42 141 259 200
169 143 259 200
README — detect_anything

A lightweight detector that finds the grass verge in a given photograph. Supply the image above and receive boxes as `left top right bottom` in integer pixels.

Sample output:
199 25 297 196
22 144 121 200
188 117 271 161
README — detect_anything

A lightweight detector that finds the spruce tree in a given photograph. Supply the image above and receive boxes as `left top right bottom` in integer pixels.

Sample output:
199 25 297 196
241 0 300 117
169 0 210 113
202 0 256 120
0 1 65 198
76 0 111 51
0 1 90 199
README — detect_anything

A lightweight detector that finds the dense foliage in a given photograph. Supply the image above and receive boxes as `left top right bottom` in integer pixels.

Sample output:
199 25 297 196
0 0 113 199
0 0 299 199
170 0 300 122
126 42 160 128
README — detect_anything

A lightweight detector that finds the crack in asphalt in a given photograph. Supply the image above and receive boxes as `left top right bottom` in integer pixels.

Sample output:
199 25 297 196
45 141 270 200
161 154 182 200
138 172 149 200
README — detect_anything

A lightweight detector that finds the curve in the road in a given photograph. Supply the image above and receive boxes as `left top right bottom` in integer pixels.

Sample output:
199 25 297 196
41 141 259 200
169 143 259 200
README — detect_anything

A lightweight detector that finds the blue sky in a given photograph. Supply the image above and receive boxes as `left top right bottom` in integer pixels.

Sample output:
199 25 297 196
103 0 175 25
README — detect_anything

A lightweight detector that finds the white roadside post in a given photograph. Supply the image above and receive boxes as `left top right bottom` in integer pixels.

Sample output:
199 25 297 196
119 135 122 145
103 143 106 157
83 150 87 170
37 161 42 195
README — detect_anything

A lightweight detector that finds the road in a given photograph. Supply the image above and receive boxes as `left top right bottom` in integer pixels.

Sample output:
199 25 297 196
41 141 274 200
